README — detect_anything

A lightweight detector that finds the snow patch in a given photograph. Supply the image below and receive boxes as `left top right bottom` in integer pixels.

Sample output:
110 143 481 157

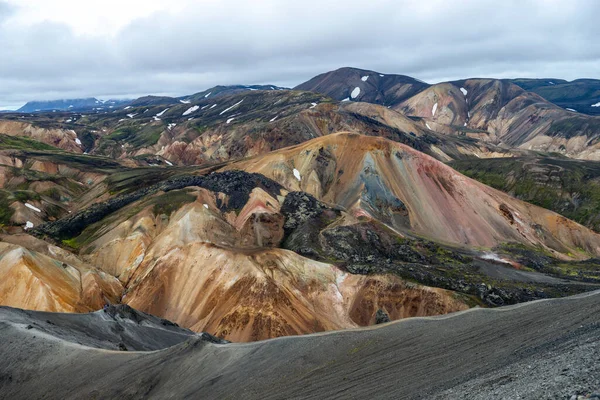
124 106 132 110
65 119 72 123
153 116 161 121
341 97 350 102
361 75 369 82
201 105 209 110
165 160 173 166
432 102 438 116
548 81 555 85
481 253 511 265
210 104 217 109
179 99 191 104
293 168 301 181
24 221 34 230
156 108 169 117
126 113 137 118
269 115 278 122
566 108 577 112
203 204 209 209
182 105 200 116
460 87 468 96
25 203 41 213
591 102 600 107
220 99 244 115
379 74 384 77
75 138 82 145
309 102 318 109
350 87 361 99
167 123 176 130
204 92 212 98
426 122 432 130
226 117 235 124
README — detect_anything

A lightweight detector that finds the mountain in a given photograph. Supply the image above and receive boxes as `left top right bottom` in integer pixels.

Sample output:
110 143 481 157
16 98 131 113
1 290 598 399
127 95 181 107
182 84 288 103
294 68 600 160
295 67 429 106
0 119 86 153
26 168 471 341
10 133 594 341
450 155 600 232
1 69 600 346
228 132 600 256
25 90 513 165
512 78 600 116
397 78 600 160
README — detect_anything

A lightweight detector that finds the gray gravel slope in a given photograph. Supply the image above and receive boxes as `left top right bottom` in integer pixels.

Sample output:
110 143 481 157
1 291 599 399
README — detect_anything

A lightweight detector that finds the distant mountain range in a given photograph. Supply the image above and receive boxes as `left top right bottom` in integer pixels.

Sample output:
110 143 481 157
10 74 600 117
11 85 289 113
16 98 131 113
510 78 600 115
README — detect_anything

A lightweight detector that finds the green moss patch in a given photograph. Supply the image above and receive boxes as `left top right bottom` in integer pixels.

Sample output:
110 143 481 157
0 134 59 151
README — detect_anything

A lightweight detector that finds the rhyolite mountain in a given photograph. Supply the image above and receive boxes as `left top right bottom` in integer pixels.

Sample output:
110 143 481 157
1 132 598 341
398 78 600 160
295 68 600 160
295 66 429 106
1 67 600 345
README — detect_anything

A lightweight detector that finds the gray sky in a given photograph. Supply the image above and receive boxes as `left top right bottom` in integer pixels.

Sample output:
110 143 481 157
1 0 599 109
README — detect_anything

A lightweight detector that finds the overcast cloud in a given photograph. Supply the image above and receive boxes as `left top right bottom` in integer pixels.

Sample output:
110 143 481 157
0 0 599 109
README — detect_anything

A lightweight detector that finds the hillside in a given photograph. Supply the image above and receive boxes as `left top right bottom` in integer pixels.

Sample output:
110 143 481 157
228 132 600 256
512 78 600 116
1 290 598 399
451 156 600 232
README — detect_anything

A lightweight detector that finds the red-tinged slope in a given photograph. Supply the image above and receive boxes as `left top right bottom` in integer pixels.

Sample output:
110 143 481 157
226 132 600 258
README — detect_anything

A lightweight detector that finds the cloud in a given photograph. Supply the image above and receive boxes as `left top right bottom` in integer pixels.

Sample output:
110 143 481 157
1 0 599 108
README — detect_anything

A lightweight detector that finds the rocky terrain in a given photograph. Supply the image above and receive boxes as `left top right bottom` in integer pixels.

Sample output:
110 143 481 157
1 66 600 398
0 290 598 399
22 168 472 341
0 132 593 341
